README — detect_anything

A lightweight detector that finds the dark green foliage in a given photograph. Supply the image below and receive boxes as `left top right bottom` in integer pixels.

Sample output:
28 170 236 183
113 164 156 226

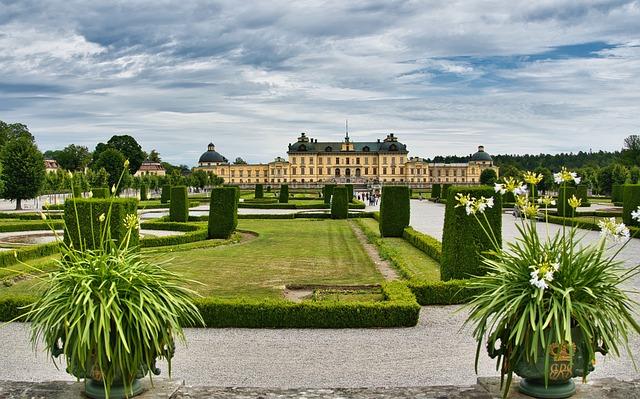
208 187 238 239
93 147 126 190
345 184 354 203
169 186 189 222
402 227 441 261
431 184 441 199
480 169 498 185
556 186 577 217
612 184 623 203
0 242 60 268
139 222 208 247
545 214 640 235
0 220 63 233
622 184 640 227
106 135 145 174
379 186 410 237
1 136 46 210
64 198 139 250
279 184 289 203
503 191 516 204
407 280 478 305
266 186 271 193
441 184 451 199
323 184 336 204
441 186 502 281
91 188 109 198
72 186 82 198
161 184 171 204
53 144 91 171
140 184 148 201
255 184 264 199
330 186 349 219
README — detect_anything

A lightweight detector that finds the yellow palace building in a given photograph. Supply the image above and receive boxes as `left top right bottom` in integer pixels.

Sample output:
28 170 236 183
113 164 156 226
196 132 497 187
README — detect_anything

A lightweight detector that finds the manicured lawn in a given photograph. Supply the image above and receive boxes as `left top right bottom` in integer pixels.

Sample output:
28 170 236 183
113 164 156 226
357 218 441 282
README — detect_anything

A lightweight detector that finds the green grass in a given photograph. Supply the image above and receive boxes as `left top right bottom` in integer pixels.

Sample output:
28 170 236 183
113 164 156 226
357 218 441 281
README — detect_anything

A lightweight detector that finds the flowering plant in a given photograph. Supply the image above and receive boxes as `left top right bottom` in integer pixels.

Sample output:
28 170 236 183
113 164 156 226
460 169 640 398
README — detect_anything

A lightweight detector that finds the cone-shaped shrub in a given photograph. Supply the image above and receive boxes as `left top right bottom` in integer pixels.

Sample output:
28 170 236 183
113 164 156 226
612 184 623 203
557 186 577 217
379 186 410 237
140 184 148 201
208 187 238 239
91 188 109 199
431 184 441 199
331 186 349 219
279 184 289 203
255 184 264 199
169 186 189 222
441 186 502 281
345 184 354 203
64 198 139 250
576 184 588 205
441 184 451 200
622 184 640 227
161 185 171 204
323 184 336 204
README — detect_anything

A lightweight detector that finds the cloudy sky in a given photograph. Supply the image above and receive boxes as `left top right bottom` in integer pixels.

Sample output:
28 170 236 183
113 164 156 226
1 0 640 166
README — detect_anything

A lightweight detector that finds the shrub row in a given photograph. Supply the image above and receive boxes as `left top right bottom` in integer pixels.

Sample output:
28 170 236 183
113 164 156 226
0 220 63 233
402 227 442 262
406 279 478 305
379 186 410 237
0 212 62 220
557 186 578 217
0 241 60 268
623 184 640 227
545 214 640 236
91 187 110 198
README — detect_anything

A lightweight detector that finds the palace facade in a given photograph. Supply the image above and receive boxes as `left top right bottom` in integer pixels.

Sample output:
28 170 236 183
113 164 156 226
196 133 498 187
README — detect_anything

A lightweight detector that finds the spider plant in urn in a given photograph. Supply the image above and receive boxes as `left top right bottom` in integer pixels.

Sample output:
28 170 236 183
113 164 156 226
459 169 640 399
26 162 204 399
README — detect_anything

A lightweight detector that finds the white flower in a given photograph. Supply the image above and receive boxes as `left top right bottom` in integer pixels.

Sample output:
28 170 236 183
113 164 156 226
553 172 563 184
88 191 93 198
486 197 495 209
551 262 560 271
494 183 506 195
573 176 581 185
111 184 116 194
514 184 528 196
544 271 555 282
40 212 47 220
632 206 640 222
598 217 630 243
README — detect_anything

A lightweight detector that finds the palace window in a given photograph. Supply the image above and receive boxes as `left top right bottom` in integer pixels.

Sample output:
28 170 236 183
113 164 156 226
391 157 396 165
319 157 323 165
292 157 297 164
335 168 341 177
309 157 313 164
364 157 369 165
309 167 314 174
462 170 465 176
346 158 350 165
363 146 370 152
383 157 387 165
356 157 360 164
373 167 378 174
389 144 398 151
325 146 333 152
292 167 297 174
300 167 305 174
383 167 388 174
326 167 331 175
391 167 396 174
356 168 361 177
410 169 414 174
365 167 369 175
336 157 340 164
346 168 351 177
400 167 404 174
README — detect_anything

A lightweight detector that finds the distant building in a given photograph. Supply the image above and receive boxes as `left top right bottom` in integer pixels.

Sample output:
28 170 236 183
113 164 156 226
44 159 59 173
134 161 166 177
196 133 498 187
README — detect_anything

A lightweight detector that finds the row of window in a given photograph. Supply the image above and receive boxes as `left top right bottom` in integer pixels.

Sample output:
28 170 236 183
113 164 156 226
290 156 407 166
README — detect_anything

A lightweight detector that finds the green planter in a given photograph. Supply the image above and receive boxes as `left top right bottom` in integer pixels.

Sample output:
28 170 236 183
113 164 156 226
84 378 144 399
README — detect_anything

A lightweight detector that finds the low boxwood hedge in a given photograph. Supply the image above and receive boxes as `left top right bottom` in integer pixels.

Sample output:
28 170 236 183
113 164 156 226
0 241 60 268
91 187 109 198
402 227 441 262
161 184 171 204
407 279 477 305
545 214 640 235
0 220 63 233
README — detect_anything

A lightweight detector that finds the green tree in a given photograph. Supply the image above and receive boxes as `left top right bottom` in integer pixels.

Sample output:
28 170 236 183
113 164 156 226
148 149 161 162
93 148 126 190
479 169 497 185
597 164 629 195
621 135 640 166
533 166 553 194
234 157 247 165
55 144 92 171
107 135 145 174
0 120 34 147
190 169 209 190
498 164 521 178
629 166 640 184
1 136 46 210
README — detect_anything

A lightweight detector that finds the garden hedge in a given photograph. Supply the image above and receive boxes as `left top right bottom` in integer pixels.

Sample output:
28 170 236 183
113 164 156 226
622 184 640 227
140 184 148 201
64 198 139 250
441 185 502 281
255 184 264 199
407 280 478 305
73 186 82 198
330 186 349 219
441 184 451 200
612 184 623 203
556 186 577 217
545 214 640 236
0 241 60 268
345 184 354 203
431 184 441 199
323 184 336 204
576 184 588 204
379 186 410 237
139 221 209 247
169 186 189 222
161 184 171 204
279 184 289 203
0 220 63 233
209 186 238 239
91 188 109 198
402 227 441 261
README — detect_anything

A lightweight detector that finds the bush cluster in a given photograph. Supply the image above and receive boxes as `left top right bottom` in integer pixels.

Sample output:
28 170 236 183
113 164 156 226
322 184 336 204
612 184 623 203
161 184 171 204
622 184 640 227
431 184 441 199
64 198 139 250
91 188 109 198
73 186 82 198
169 186 189 222
556 186 577 217
379 186 410 237
441 185 502 281
208 187 238 239
330 186 349 219
279 184 289 203
255 184 264 199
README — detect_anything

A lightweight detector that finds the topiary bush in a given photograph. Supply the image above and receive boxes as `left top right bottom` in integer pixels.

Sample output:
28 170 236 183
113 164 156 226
91 188 109 199
169 186 189 222
576 184 589 205
330 186 349 219
622 184 640 227
140 184 148 201
441 185 502 281
379 186 410 237
431 184 441 199
73 186 82 198
64 198 139 250
208 187 238 238
345 184 354 203
278 184 289 203
611 184 623 203
556 186 577 217
255 184 264 199
441 184 451 200
323 184 336 204
161 184 171 204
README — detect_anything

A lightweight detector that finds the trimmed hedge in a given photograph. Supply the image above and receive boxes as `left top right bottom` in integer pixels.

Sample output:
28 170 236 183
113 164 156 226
0 212 62 221
441 185 502 281
345 184 354 203
379 186 410 237
169 186 189 222
612 184 623 203
402 227 441 261
330 186 349 219
64 198 138 250
91 188 109 198
279 184 289 203
139 221 208 247
140 184 148 201
576 184 588 204
161 184 171 204
431 184 441 199
556 186 577 217
441 183 451 200
407 280 478 305
622 184 640 227
545 214 640 235
73 186 82 198
0 241 60 268
209 186 238 239
323 184 336 204
255 184 264 199
0 220 63 233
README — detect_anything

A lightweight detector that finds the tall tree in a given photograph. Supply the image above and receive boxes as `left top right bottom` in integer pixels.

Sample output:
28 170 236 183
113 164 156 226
93 148 126 190
1 136 46 210
55 144 92 171
0 121 34 148
148 149 161 162
622 134 640 166
479 169 497 185
107 135 145 174
234 157 247 165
